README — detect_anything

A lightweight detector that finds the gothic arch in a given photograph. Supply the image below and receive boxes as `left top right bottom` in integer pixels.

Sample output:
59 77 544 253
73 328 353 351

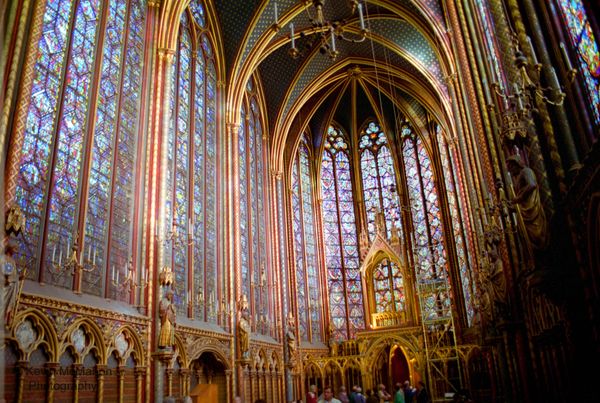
58 317 107 365
9 308 59 362
109 325 146 367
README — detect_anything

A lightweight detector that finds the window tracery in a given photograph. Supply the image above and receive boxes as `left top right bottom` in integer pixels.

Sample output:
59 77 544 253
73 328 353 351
292 137 322 341
166 2 219 321
14 0 147 299
321 126 363 340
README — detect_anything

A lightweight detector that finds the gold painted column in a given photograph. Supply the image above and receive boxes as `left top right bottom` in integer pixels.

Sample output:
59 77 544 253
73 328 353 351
117 366 126 403
225 369 233 403
45 362 59 403
16 361 27 403
96 364 106 402
135 367 146 403
180 368 190 396
166 367 174 398
73 364 83 403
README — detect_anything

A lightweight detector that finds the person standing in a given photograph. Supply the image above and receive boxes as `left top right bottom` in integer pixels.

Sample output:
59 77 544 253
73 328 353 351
307 384 319 403
416 381 430 403
318 386 342 403
338 385 350 403
394 383 405 403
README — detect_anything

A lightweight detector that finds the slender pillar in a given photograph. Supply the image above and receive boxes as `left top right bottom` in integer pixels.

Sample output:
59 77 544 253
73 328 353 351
118 366 126 403
96 364 107 403
45 362 59 403
135 367 146 403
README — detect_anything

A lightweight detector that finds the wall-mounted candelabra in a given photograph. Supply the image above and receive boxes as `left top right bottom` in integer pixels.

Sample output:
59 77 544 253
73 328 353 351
111 259 148 305
485 33 576 142
272 0 368 60
48 232 99 294
157 218 196 248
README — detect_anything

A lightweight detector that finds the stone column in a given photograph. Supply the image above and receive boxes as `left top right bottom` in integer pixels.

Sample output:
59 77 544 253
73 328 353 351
117 366 126 403
225 369 233 403
72 364 83 403
135 367 146 403
96 364 107 403
180 368 190 396
16 361 27 403
45 362 59 403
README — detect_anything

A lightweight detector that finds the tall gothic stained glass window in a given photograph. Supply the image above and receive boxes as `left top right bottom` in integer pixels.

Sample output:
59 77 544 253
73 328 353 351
292 137 322 341
321 126 363 341
359 121 402 242
436 126 475 324
401 124 450 319
166 2 219 322
372 259 405 314
14 0 147 300
239 77 272 336
555 0 600 125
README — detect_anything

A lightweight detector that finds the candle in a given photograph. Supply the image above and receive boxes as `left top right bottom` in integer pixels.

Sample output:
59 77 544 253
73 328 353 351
59 250 63 266
274 2 278 24
526 36 538 65
358 3 365 30
330 28 336 52
93 248 96 265
290 23 295 49
560 42 573 71
112 265 115 281
549 66 560 90
116 269 120 284
52 246 56 263
188 218 193 236
88 244 92 261
67 239 70 254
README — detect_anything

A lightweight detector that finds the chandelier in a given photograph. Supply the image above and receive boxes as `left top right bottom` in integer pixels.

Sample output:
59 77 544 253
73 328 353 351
275 0 368 60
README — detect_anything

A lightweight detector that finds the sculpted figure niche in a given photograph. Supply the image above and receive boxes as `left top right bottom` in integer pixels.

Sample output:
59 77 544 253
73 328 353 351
237 295 251 360
506 155 548 250
158 288 176 349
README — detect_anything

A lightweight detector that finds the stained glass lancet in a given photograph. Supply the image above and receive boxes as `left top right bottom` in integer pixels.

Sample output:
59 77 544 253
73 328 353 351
359 121 402 241
321 126 363 340
14 0 147 300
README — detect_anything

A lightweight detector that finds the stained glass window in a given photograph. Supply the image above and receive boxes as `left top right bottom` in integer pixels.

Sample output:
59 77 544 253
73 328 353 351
321 126 363 340
166 3 219 322
475 0 506 91
359 121 402 241
372 259 405 314
292 138 322 341
14 0 147 300
239 76 272 336
401 124 449 319
436 126 475 325
556 0 600 125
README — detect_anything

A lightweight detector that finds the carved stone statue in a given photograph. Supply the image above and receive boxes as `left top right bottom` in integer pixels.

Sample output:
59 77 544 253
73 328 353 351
285 312 297 357
237 296 251 360
482 222 507 319
2 242 25 328
506 155 548 250
158 288 176 349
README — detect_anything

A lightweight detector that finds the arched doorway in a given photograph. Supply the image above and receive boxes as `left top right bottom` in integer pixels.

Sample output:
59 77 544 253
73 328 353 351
189 351 227 402
390 346 410 387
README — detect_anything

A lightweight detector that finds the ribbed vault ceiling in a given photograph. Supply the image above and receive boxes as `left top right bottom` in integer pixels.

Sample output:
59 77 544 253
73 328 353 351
213 0 452 161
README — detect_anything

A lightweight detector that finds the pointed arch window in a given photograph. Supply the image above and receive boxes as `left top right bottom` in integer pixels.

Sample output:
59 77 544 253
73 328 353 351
555 0 600 126
239 76 272 336
401 124 449 319
321 126 363 341
436 126 475 324
292 137 322 341
13 0 147 299
372 259 405 313
359 121 402 241
165 2 219 322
